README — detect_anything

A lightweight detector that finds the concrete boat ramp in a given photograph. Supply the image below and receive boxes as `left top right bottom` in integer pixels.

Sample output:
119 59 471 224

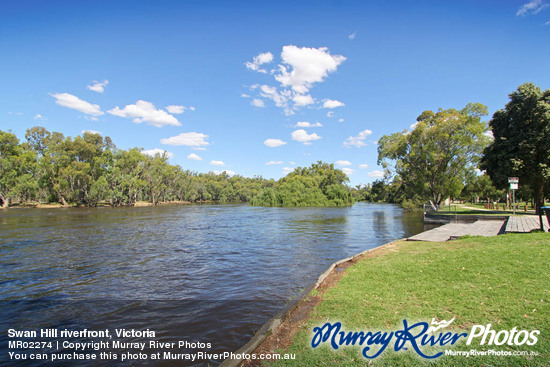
409 215 549 242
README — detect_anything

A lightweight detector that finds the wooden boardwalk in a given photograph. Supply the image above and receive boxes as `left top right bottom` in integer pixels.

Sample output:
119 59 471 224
408 220 505 242
505 215 549 233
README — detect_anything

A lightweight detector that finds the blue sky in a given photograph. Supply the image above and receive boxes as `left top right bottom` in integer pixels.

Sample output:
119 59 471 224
1 0 549 186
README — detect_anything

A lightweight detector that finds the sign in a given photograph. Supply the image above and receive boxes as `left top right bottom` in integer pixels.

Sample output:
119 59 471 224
510 183 518 190
508 177 519 183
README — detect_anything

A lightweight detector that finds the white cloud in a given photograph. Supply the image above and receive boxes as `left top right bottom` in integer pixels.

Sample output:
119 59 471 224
161 132 209 147
517 0 548 16
264 138 287 148
266 160 284 165
251 98 265 108
165 105 185 114
348 31 357 40
338 118 344 123
246 51 274 73
34 114 44 120
327 111 334 118
342 168 354 175
484 130 494 138
546 20 550 25
87 80 109 93
295 121 322 128
82 129 101 135
282 167 293 174
213 170 236 176
51 93 104 116
292 94 315 107
335 160 352 166
108 100 180 127
142 148 174 159
343 129 373 148
409 122 419 131
291 129 321 145
187 153 202 161
82 116 99 121
289 161 296 165
275 45 346 94
368 170 385 178
259 84 290 110
210 160 225 166
189 106 195 111
241 93 251 98
359 164 369 169
323 99 345 108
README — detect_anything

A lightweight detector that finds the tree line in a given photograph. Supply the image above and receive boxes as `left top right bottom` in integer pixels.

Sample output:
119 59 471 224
0 126 275 208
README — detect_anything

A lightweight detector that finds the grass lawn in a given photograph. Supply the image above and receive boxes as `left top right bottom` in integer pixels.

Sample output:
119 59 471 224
272 233 549 366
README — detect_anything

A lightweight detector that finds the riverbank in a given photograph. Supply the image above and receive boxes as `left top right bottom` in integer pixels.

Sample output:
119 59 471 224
240 232 549 366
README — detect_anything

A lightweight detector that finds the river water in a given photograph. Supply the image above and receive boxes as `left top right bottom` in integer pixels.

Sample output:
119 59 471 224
0 203 429 365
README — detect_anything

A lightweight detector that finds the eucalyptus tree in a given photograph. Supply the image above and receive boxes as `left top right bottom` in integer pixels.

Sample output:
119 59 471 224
377 103 491 209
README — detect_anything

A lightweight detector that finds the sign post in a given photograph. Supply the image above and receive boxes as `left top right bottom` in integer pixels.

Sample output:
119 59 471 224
508 177 519 215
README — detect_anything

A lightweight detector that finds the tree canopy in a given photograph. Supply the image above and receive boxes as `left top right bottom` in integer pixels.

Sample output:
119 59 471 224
377 103 490 208
251 161 353 207
480 82 550 213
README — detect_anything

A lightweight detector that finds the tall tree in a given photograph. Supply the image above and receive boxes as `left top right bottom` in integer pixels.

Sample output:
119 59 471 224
378 103 490 209
480 82 550 214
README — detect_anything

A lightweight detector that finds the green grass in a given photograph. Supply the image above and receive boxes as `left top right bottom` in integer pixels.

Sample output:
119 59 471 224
272 233 549 366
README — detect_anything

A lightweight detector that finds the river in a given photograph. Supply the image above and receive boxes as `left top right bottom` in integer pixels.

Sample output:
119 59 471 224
0 203 430 365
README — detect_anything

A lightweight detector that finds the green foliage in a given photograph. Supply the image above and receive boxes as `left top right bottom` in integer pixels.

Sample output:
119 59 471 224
251 161 354 207
378 103 491 208
0 126 275 207
481 82 550 213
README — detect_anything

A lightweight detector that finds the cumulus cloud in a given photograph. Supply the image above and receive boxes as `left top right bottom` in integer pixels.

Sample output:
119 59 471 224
187 153 202 161
291 129 321 145
165 105 186 114
516 0 548 16
213 170 236 176
338 118 344 123
210 160 225 166
327 111 334 118
368 170 385 178
282 167 294 174
343 129 373 148
108 100 181 127
87 80 109 93
246 51 274 73
51 93 104 116
295 121 322 128
335 160 352 166
323 99 345 108
275 45 346 94
266 160 284 165
82 129 101 135
251 98 265 108
245 46 346 114
359 164 369 169
264 138 287 148
341 168 354 175
161 132 209 147
142 148 174 159
292 94 315 107
34 114 44 120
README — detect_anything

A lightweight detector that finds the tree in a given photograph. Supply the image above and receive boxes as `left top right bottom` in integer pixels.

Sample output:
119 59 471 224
378 103 490 209
480 83 550 214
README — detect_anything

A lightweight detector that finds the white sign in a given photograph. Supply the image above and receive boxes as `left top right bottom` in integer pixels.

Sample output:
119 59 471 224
508 177 519 183
510 183 518 190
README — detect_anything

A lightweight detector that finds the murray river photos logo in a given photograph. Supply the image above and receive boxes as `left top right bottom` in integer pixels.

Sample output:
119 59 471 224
311 318 540 359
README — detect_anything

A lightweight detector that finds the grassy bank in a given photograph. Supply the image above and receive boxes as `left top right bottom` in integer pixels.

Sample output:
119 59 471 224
270 233 549 366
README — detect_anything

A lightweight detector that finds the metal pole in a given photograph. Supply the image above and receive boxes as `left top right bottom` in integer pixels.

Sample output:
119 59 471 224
513 189 515 215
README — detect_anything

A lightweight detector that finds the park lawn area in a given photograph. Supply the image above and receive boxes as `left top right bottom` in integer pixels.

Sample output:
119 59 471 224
272 232 549 367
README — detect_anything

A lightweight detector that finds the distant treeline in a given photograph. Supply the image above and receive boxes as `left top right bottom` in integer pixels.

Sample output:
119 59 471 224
0 127 353 208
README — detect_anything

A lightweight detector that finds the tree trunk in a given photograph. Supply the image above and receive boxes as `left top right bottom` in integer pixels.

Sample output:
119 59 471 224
534 181 544 215
0 194 9 208
60 195 69 207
